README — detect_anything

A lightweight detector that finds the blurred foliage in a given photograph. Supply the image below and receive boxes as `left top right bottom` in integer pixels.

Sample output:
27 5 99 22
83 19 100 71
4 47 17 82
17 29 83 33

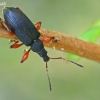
0 0 100 100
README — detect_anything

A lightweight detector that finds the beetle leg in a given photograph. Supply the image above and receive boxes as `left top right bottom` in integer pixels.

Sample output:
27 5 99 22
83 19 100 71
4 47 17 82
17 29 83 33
9 31 15 36
42 36 59 43
42 36 55 43
34 22 41 30
10 40 23 48
0 18 14 35
9 40 17 44
21 48 31 63
16 7 22 12
0 18 10 32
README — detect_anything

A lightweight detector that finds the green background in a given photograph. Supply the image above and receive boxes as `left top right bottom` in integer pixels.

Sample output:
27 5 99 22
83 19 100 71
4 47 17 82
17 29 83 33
0 0 100 100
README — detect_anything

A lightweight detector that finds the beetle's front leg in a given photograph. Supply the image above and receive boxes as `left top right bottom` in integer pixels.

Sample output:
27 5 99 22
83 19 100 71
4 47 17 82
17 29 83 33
9 40 18 44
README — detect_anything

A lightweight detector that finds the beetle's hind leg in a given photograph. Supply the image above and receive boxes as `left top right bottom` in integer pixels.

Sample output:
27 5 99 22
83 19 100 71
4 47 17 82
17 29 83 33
0 18 22 48
34 21 41 30
0 18 14 35
0 18 10 32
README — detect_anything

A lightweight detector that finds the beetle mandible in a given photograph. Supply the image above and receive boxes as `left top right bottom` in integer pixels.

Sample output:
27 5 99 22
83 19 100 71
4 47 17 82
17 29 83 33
2 7 83 91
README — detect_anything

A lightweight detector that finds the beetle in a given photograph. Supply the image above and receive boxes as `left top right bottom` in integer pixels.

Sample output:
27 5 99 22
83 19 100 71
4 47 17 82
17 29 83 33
2 7 83 91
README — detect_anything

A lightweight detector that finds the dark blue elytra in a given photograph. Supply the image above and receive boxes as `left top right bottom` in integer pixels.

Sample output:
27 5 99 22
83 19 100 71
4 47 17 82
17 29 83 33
3 7 40 45
3 7 50 62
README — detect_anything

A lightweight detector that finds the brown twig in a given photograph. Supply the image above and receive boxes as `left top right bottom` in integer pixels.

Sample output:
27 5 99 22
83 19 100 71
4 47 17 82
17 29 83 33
0 21 100 62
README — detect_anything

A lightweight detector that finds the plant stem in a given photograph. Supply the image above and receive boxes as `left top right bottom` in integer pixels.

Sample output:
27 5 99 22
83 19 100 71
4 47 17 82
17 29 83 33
0 22 100 62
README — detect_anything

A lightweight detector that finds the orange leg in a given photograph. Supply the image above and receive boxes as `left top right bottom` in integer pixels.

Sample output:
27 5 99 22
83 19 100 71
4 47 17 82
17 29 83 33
9 31 15 36
34 22 41 30
42 36 54 43
34 21 58 43
0 18 10 31
10 40 23 48
20 48 31 63
16 7 22 12
0 18 14 35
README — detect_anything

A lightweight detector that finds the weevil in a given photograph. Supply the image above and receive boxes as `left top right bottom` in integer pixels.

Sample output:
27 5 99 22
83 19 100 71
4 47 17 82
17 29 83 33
2 7 83 91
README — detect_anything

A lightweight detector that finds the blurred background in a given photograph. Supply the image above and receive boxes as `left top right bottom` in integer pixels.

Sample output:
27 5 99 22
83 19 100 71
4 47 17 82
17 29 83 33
0 0 100 100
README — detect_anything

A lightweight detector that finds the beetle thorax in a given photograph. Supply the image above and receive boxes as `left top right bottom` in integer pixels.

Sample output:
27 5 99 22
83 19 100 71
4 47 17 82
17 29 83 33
31 39 50 62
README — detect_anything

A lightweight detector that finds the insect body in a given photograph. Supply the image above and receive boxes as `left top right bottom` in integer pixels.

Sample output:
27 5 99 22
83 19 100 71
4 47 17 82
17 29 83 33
3 7 49 62
3 7 83 91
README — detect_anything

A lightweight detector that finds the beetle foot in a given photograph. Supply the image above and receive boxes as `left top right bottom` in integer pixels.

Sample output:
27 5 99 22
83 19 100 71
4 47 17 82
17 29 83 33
23 49 28 54
0 19 11 32
53 38 59 42
9 40 18 44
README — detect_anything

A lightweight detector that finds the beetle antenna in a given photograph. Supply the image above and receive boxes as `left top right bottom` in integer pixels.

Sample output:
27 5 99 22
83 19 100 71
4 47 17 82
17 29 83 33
50 57 83 67
46 62 52 91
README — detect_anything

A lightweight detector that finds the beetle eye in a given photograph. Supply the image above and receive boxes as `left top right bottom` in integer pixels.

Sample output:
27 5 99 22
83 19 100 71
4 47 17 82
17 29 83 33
16 7 22 12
